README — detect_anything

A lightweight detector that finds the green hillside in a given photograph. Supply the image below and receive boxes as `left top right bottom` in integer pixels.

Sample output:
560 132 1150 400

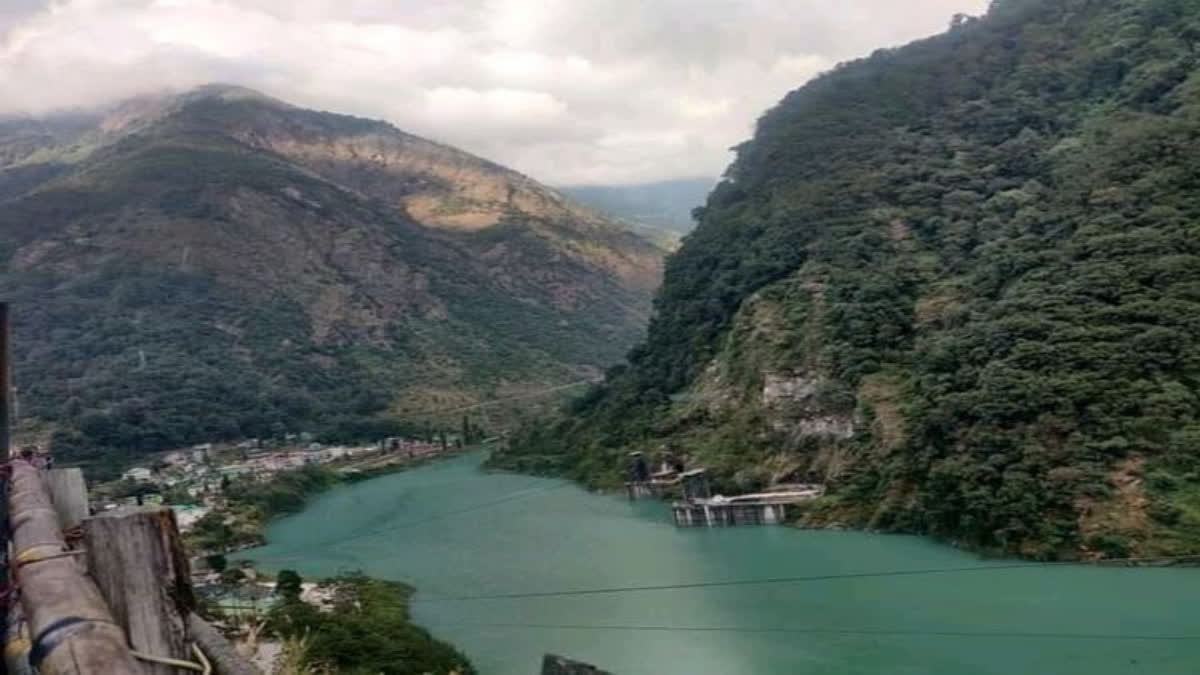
0 87 663 471
494 0 1200 560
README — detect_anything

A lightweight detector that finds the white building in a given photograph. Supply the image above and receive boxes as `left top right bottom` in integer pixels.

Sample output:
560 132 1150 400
123 467 153 482
191 444 212 463
171 505 212 533
162 451 187 466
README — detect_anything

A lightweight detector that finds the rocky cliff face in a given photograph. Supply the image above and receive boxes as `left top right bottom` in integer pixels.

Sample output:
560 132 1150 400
0 85 664 467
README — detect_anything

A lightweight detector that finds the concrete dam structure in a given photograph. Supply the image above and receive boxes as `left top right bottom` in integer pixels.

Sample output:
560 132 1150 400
624 454 824 528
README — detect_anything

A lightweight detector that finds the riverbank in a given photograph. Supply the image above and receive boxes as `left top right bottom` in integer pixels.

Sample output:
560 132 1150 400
191 451 482 673
487 450 1200 564
187 448 477 555
241 453 1200 675
265 572 476 674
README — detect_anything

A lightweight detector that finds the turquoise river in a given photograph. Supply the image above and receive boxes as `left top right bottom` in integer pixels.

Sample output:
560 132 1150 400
244 454 1200 674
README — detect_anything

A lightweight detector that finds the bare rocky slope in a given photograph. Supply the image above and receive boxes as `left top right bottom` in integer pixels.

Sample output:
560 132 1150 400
0 85 664 469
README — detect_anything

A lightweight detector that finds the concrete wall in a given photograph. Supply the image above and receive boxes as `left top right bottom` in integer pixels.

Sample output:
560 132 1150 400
672 502 790 527
625 482 655 499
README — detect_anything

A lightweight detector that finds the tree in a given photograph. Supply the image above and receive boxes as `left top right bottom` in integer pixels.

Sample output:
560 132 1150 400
266 574 475 674
276 569 303 600
206 553 228 573
461 415 474 445
112 479 160 500
161 485 191 505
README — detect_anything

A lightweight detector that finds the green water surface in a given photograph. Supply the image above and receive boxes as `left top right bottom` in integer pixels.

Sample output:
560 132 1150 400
245 454 1199 674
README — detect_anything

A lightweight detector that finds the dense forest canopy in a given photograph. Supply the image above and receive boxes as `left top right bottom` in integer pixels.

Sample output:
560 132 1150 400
495 0 1200 559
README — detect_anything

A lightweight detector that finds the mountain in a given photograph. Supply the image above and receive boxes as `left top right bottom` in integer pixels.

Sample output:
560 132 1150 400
0 85 664 469
494 0 1200 560
559 178 714 237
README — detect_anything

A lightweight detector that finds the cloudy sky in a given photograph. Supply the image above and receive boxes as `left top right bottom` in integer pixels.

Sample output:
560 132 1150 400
0 0 988 184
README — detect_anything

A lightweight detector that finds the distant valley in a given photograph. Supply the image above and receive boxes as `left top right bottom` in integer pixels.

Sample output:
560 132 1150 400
559 178 715 247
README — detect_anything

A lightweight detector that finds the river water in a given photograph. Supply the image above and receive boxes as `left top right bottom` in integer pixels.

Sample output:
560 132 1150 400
244 454 1200 674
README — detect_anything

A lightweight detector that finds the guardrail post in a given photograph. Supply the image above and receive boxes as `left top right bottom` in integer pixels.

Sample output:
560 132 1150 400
84 507 263 675
9 460 142 674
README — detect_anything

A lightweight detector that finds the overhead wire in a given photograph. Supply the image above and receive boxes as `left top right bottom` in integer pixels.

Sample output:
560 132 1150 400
429 621 1200 641
409 554 1200 604
249 470 1200 595
206 598 1200 642
410 564 1043 603
210 597 1200 642
236 465 1200 642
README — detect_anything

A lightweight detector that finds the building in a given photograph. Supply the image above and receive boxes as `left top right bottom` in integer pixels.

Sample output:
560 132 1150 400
218 465 251 479
323 446 349 461
171 504 212 533
123 467 153 482
680 469 712 501
191 444 212 463
672 483 825 527
626 453 691 500
162 451 188 466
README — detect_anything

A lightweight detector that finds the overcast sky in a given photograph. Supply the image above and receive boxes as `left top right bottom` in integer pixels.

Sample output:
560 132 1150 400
0 0 989 184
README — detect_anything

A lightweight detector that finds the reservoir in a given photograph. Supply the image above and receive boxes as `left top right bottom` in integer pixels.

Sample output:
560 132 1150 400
245 454 1200 674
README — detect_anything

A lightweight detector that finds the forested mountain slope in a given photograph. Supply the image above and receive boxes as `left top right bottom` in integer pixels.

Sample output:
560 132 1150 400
495 0 1200 559
0 86 663 468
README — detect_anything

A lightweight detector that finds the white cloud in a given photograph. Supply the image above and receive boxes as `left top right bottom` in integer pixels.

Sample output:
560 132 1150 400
0 0 990 184
421 87 571 143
